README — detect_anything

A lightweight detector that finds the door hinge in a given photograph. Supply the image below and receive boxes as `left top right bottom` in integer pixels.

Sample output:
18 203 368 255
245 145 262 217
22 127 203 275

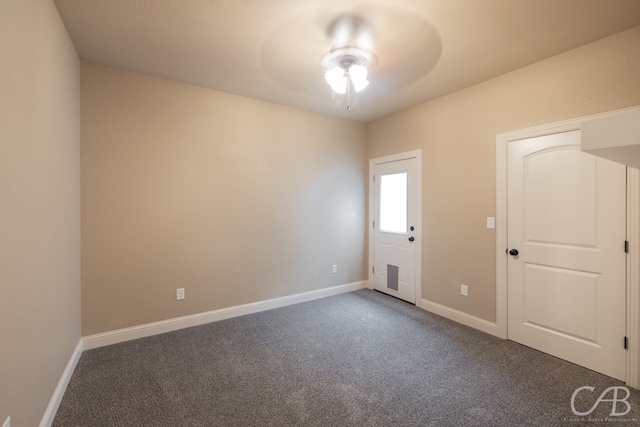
372 266 375 274
373 220 375 228
624 336 628 350
625 240 630 254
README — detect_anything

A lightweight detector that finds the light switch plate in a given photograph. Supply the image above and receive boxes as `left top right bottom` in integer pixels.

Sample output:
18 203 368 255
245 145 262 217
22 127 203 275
487 217 495 229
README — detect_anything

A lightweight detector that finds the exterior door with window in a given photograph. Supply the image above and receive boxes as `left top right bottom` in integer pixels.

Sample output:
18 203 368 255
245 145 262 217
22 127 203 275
372 157 418 304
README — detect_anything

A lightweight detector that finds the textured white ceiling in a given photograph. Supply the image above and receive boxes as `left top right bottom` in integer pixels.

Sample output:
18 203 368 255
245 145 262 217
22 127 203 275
53 0 640 122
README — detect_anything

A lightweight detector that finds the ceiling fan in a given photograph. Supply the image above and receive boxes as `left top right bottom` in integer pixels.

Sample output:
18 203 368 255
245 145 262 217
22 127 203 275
260 4 442 114
321 16 378 112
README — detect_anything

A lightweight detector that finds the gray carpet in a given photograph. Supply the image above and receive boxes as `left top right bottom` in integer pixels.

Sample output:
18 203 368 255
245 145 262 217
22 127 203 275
53 289 639 426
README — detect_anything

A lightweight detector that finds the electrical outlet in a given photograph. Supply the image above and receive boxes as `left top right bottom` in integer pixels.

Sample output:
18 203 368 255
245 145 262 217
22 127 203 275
332 264 337 274
3 416 10 427
176 288 185 300
461 284 468 297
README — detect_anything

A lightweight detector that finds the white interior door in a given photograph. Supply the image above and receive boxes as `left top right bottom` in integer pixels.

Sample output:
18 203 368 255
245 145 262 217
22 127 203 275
507 130 627 380
372 158 417 304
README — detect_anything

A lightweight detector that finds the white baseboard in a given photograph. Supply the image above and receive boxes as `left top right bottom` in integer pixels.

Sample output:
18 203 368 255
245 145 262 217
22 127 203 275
40 338 83 427
418 298 498 337
84 281 368 350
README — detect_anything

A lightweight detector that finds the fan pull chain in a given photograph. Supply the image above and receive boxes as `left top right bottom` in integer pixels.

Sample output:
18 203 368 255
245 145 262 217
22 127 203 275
346 73 352 113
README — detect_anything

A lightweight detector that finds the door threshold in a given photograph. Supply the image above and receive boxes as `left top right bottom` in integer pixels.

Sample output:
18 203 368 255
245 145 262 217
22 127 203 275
373 289 416 306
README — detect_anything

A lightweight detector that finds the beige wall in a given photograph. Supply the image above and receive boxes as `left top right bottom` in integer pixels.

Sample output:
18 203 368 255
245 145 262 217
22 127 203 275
367 26 640 323
1 7 637 421
81 63 367 335
0 1 81 426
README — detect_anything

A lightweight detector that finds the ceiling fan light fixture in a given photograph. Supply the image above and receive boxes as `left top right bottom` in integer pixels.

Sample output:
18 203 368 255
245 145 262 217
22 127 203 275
325 66 345 86
349 64 369 93
321 46 377 111
331 76 348 94
326 65 368 94
351 76 369 93
349 64 367 82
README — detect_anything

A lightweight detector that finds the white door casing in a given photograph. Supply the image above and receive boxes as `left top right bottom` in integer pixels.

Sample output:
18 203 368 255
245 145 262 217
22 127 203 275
495 108 640 387
369 151 422 304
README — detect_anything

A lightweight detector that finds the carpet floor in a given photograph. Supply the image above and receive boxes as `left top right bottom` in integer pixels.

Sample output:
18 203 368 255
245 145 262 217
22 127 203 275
53 289 639 426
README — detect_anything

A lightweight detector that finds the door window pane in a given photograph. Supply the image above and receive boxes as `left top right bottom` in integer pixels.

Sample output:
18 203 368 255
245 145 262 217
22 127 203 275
380 172 407 233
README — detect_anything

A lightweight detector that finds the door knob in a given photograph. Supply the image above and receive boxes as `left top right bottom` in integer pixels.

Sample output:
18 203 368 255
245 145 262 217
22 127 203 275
408 236 415 242
509 249 519 256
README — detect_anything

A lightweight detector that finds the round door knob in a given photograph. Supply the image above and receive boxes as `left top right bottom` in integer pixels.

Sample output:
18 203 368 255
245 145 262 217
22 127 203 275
509 249 519 256
408 236 415 242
